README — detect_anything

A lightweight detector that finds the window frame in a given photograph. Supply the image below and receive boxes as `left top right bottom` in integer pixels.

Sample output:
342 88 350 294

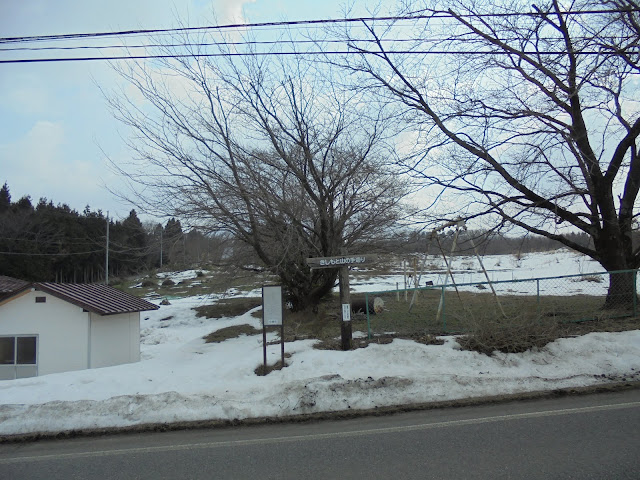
0 335 38 365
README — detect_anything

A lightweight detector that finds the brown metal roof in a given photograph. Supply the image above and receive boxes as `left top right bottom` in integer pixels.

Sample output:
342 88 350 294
33 283 159 316
0 276 29 293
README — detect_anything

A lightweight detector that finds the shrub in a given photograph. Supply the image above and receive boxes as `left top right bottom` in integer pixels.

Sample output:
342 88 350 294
141 279 156 287
161 278 175 286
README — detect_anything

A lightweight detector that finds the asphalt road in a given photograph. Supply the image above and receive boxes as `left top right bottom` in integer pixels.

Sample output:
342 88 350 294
1 389 639 480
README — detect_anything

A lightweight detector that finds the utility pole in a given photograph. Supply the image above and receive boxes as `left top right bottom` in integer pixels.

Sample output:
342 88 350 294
105 212 110 285
160 226 163 268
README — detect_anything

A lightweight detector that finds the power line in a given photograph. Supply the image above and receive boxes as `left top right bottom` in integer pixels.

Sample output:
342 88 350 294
1 49 637 64
0 34 632 53
0 250 104 256
0 7 636 45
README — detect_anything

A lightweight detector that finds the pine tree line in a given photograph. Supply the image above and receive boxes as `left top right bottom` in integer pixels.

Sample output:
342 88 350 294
0 183 225 283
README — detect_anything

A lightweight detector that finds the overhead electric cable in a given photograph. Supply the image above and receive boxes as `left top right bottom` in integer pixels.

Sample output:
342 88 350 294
0 34 631 53
1 49 637 64
0 7 636 45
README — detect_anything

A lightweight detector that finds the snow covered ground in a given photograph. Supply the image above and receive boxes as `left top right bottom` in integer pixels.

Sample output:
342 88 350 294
0 250 638 437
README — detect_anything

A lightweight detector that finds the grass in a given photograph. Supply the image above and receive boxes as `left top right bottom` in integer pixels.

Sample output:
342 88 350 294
112 265 274 299
365 288 632 335
120 260 640 355
194 297 262 319
254 356 291 376
203 324 261 343
195 285 639 354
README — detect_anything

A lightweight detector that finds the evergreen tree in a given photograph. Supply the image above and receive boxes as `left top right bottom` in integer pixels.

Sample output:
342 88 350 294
0 183 10 213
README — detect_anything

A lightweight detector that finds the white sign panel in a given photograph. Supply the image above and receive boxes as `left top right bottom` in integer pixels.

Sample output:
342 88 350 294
342 303 351 322
262 285 283 326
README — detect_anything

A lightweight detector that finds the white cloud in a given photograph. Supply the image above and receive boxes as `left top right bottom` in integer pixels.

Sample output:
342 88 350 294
213 0 257 24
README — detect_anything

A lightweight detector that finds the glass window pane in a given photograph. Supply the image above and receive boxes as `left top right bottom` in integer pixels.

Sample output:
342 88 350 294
16 337 37 365
0 337 15 365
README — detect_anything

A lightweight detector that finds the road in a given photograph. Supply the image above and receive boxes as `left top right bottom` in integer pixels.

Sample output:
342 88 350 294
1 388 639 479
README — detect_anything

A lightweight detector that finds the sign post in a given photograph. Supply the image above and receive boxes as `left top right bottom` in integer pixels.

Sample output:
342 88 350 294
339 265 351 350
262 285 284 373
306 255 377 351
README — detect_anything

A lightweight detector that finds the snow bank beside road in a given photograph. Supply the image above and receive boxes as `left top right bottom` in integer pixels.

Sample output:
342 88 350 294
1 327 638 436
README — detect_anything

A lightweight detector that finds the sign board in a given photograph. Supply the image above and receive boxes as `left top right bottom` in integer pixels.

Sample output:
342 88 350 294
306 255 377 269
342 303 351 322
262 285 283 326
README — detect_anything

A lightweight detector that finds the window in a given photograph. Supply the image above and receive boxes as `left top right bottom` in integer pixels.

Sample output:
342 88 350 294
35 296 46 303
0 336 37 365
0 337 14 364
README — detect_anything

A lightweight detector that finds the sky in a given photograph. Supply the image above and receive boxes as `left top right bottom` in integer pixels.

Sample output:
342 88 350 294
0 0 365 222
0 249 638 436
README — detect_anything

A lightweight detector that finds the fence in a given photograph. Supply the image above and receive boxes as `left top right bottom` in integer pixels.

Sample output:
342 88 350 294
357 269 638 339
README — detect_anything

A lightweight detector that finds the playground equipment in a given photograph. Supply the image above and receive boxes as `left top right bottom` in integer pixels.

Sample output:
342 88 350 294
408 219 505 319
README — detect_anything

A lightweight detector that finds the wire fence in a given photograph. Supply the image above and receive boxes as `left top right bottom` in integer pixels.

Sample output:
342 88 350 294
356 269 638 338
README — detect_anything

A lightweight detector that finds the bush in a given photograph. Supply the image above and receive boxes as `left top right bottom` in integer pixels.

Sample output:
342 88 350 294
457 315 559 355
161 278 175 286
141 279 156 287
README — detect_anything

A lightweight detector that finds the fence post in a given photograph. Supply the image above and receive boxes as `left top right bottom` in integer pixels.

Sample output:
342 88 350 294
365 291 372 339
442 286 447 332
634 270 637 317
536 279 541 316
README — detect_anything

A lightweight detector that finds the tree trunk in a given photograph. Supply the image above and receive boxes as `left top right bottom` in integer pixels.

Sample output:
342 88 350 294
595 230 637 310
279 264 338 311
605 270 637 311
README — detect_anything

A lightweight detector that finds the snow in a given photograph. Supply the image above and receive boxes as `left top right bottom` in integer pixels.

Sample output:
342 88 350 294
0 250 639 437
351 249 606 295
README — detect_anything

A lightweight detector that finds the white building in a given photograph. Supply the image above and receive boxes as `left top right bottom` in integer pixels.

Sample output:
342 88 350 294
0 276 158 380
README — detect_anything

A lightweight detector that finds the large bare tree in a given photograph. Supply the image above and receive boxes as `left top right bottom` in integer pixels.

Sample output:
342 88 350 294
337 0 640 305
106 35 408 309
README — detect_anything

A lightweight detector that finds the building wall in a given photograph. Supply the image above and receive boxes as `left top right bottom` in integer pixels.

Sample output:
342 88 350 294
89 312 140 368
0 289 89 377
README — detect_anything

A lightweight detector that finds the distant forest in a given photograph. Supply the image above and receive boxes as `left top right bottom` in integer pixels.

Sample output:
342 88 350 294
0 183 586 283
0 183 229 283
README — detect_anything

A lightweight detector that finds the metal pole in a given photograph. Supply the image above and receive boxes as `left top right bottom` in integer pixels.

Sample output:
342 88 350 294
403 259 407 301
365 291 372 340
280 323 285 367
469 236 505 317
105 212 109 285
634 270 637 317
409 253 430 312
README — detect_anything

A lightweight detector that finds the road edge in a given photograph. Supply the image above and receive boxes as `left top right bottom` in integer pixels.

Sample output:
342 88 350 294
2 379 639 444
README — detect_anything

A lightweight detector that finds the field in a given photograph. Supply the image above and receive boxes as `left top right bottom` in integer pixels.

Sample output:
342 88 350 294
120 249 640 352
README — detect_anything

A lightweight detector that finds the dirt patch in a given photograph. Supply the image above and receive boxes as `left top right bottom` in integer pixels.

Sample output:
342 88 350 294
254 356 291 376
203 324 261 343
313 333 444 351
195 298 262 319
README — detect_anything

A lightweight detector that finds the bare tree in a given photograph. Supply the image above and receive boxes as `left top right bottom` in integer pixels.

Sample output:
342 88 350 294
106 33 409 309
337 0 640 305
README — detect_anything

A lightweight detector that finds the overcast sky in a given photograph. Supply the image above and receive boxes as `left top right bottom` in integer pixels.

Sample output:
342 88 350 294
0 0 370 222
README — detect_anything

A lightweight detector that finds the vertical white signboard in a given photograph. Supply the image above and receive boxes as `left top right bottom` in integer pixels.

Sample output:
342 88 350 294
262 285 283 326
342 303 351 322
